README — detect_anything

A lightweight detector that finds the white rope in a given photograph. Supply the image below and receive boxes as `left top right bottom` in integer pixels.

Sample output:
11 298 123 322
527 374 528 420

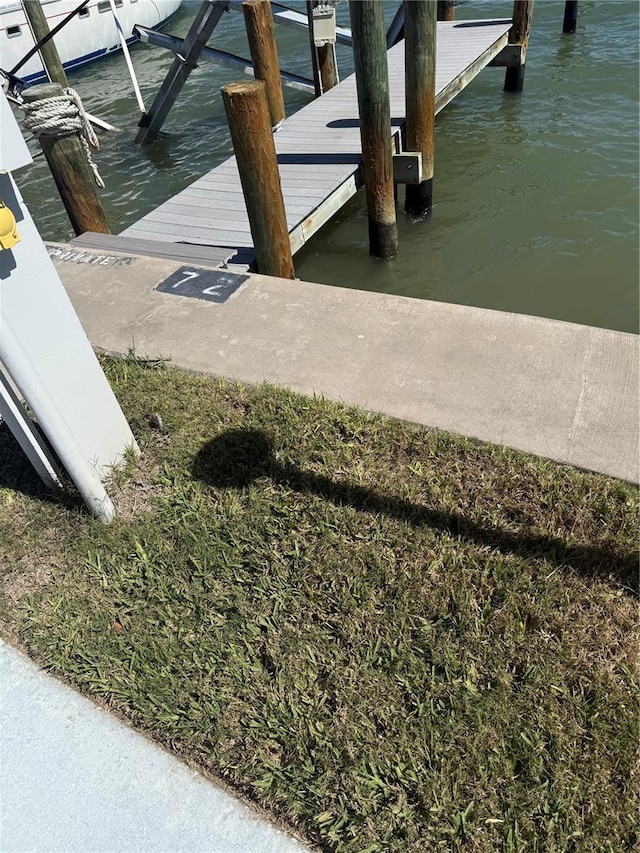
22 87 105 188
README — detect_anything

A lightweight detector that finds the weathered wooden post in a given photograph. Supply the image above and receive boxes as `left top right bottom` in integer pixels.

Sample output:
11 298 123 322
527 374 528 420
22 83 110 235
349 0 398 260
562 1 578 33
504 0 534 93
242 0 286 127
221 80 294 278
404 0 436 217
437 1 455 22
22 0 69 87
306 1 339 95
306 1 322 96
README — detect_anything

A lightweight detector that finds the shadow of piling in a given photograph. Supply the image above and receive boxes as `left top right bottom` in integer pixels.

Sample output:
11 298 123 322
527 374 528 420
192 429 638 595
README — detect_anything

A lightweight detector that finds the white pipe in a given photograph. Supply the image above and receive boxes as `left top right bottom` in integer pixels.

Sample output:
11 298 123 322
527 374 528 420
108 0 146 114
84 111 119 132
0 318 115 522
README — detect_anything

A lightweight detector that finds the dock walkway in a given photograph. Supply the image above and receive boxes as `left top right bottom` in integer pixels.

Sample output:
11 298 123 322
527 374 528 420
106 19 512 267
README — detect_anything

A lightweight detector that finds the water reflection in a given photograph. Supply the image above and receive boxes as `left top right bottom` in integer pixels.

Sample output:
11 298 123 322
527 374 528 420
13 0 639 333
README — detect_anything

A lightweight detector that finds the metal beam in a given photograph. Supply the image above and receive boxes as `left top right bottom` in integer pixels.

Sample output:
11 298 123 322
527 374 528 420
134 24 314 94
135 0 230 145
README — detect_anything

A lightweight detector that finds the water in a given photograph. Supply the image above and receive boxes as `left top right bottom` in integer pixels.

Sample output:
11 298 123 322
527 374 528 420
11 0 639 333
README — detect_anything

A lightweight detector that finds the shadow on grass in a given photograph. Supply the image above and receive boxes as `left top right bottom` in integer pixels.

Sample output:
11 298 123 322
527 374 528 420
0 423 52 500
0 423 82 511
192 429 638 594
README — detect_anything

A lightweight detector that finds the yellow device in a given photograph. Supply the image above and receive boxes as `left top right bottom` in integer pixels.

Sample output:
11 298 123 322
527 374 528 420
0 200 20 250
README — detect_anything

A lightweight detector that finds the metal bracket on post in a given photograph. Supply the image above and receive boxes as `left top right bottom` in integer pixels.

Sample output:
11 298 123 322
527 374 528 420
488 43 523 67
393 152 423 185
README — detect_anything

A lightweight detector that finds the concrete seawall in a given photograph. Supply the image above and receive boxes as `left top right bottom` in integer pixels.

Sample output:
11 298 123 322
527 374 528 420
47 242 639 484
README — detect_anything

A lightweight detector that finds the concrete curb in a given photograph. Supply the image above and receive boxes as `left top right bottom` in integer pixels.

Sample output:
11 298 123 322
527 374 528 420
47 242 639 484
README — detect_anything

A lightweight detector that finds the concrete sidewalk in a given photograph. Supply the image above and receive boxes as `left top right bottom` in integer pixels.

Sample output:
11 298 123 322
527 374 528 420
49 242 638 483
0 639 309 853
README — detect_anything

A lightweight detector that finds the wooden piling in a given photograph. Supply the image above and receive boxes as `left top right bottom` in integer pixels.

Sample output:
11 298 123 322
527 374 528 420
22 83 110 235
349 0 398 260
22 0 69 87
562 1 578 33
221 80 294 278
437 1 455 22
306 1 322 97
317 43 338 94
306 1 339 95
242 0 286 127
504 0 534 93
404 0 436 217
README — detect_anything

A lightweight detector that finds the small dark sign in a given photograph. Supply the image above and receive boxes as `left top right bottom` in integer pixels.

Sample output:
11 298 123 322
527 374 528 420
155 267 248 304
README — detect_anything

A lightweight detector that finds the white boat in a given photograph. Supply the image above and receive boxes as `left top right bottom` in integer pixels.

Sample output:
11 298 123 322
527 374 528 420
0 0 182 85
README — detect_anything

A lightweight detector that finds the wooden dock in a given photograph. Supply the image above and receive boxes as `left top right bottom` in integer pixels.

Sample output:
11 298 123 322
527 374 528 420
77 19 512 268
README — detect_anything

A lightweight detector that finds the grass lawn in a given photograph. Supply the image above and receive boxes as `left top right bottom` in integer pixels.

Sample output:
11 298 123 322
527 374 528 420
0 355 638 852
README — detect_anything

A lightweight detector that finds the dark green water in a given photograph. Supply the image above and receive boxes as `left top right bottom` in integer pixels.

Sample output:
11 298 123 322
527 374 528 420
14 1 639 332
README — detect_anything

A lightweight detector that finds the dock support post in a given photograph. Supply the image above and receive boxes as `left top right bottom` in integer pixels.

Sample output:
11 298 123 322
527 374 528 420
306 1 339 95
136 0 229 145
306 1 322 96
404 0 436 218
437 1 455 22
504 0 534 93
242 0 286 127
349 0 398 260
21 0 69 87
562 1 578 33
22 83 110 236
221 80 294 279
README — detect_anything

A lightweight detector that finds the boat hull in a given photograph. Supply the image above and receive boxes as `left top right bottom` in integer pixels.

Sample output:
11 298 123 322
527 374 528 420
0 0 182 84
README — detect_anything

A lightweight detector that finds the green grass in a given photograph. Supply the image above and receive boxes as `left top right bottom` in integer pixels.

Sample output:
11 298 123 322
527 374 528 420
1 354 638 852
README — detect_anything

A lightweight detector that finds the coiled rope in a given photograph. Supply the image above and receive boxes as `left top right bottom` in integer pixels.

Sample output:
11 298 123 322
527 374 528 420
22 87 105 188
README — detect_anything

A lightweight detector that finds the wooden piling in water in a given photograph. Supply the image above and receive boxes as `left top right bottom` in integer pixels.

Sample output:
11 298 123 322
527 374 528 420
317 41 338 94
404 0 436 218
22 83 110 236
242 0 286 127
306 1 339 95
221 80 294 278
437 1 455 22
562 1 578 33
504 0 534 93
22 0 69 87
349 0 398 260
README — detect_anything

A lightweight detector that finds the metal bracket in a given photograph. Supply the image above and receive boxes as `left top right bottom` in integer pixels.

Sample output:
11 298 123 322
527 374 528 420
393 152 422 185
0 69 24 99
488 43 523 67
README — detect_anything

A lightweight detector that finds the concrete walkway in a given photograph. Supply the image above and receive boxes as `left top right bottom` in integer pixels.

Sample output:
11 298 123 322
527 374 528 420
0 639 308 852
49 242 638 483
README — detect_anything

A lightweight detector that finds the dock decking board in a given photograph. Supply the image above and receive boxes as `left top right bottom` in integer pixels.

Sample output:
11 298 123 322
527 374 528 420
121 20 512 266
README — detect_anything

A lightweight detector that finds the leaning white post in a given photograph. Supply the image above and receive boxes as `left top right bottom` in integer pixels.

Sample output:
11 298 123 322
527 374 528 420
0 90 137 522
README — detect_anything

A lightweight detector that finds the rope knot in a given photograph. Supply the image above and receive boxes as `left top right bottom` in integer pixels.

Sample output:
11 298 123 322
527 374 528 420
22 87 105 188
